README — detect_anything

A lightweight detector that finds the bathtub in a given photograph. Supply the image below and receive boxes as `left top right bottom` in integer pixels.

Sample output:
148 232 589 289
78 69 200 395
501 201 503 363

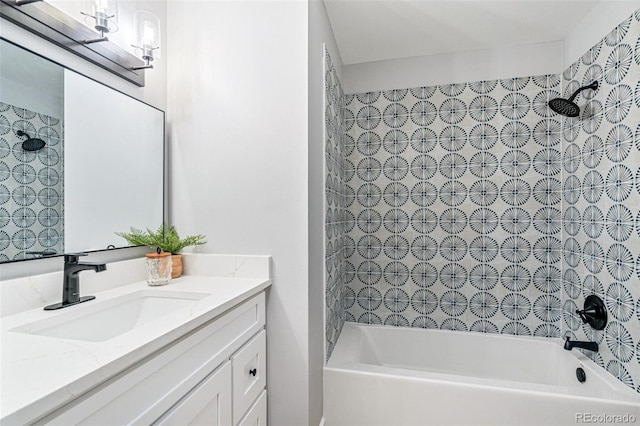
324 323 640 426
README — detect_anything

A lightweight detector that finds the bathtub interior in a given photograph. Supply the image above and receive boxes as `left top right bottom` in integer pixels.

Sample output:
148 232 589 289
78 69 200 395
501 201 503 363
355 323 563 385
329 322 640 402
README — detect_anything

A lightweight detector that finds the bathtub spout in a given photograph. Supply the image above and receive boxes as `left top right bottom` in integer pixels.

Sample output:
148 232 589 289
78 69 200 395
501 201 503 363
564 337 598 352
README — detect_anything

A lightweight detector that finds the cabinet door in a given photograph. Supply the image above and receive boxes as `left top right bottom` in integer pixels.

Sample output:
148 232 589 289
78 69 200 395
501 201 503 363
232 330 266 424
237 390 267 426
155 362 232 426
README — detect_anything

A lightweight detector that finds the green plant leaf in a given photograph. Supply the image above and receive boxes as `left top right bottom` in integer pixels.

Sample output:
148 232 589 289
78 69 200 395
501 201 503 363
115 223 206 254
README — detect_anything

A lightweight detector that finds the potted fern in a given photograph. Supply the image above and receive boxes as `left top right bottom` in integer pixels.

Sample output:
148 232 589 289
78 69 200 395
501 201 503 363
116 223 206 278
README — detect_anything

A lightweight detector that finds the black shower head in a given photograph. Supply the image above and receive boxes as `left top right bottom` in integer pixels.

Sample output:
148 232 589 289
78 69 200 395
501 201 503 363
16 130 46 151
548 97 580 117
548 81 599 117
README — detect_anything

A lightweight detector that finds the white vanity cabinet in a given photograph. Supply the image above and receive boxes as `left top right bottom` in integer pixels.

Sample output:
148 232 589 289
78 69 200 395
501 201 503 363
156 330 267 426
36 292 267 426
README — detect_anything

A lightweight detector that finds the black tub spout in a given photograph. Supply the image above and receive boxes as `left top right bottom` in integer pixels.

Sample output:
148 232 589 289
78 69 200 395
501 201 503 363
564 336 598 352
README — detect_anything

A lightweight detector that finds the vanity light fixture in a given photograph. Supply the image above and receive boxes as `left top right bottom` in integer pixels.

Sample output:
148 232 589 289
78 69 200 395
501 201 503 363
81 0 118 44
131 10 160 70
0 0 146 85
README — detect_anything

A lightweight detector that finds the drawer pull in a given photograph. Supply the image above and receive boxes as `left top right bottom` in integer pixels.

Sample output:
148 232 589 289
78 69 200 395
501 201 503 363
249 368 257 377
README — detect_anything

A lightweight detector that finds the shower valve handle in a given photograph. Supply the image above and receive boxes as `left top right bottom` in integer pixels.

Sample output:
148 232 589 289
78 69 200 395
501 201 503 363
576 308 598 323
576 295 607 331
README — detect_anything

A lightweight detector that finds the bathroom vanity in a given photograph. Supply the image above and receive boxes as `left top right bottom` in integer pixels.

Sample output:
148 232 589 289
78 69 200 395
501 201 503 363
0 254 271 425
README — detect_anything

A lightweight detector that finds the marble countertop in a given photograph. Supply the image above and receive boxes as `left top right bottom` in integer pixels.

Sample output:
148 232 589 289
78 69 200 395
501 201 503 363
0 254 271 425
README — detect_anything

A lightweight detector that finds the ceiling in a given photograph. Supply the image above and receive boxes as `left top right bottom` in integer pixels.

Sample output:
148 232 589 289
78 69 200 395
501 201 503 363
323 0 600 65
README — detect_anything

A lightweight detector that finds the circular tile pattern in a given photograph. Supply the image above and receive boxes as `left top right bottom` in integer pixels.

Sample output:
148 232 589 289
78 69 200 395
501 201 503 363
328 47 640 383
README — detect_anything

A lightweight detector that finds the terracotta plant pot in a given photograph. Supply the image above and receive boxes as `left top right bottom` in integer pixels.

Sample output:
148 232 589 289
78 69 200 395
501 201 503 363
171 254 183 278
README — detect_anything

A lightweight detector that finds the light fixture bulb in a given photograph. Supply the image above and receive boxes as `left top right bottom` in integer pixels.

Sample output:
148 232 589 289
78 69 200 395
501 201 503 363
94 0 109 15
131 10 161 70
82 0 118 42
142 21 155 47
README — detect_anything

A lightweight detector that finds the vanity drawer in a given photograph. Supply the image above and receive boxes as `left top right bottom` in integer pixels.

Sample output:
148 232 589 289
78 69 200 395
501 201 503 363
37 293 265 425
232 330 266 425
237 390 267 426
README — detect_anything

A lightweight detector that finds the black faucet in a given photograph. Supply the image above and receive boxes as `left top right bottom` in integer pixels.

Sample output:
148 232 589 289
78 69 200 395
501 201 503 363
44 254 106 310
564 336 598 352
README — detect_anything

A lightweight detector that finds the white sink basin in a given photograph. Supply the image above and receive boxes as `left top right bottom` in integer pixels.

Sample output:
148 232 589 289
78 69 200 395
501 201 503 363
11 290 210 342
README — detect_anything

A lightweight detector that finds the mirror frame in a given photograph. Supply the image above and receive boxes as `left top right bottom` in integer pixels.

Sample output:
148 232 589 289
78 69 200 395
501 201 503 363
0 37 166 264
0 0 146 86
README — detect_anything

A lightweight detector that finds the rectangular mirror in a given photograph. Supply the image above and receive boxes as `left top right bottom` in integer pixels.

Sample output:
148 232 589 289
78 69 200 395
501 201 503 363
0 38 164 263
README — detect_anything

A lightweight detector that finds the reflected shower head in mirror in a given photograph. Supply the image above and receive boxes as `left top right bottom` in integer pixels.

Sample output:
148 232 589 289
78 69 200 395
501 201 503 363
548 81 598 117
16 130 46 151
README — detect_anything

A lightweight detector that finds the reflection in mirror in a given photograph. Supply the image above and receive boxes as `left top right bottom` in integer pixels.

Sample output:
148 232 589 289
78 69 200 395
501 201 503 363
63 69 164 253
0 40 64 262
0 39 164 263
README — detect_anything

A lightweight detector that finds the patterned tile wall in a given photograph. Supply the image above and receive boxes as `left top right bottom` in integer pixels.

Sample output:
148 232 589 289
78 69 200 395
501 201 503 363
342 75 565 336
561 10 640 391
325 47 347 359
324 7 640 392
0 102 64 261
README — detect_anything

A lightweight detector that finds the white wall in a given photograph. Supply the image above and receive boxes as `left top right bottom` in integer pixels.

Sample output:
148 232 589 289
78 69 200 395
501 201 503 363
343 40 563 94
309 1 343 424
563 0 640 68
166 1 310 425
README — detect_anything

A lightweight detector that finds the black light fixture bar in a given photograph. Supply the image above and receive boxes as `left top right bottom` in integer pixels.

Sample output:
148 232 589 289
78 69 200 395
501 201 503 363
0 0 146 86
13 0 43 6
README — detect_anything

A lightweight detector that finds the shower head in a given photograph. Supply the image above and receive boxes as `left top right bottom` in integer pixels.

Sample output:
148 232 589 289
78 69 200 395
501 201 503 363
16 130 46 151
548 81 598 117
548 98 580 117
